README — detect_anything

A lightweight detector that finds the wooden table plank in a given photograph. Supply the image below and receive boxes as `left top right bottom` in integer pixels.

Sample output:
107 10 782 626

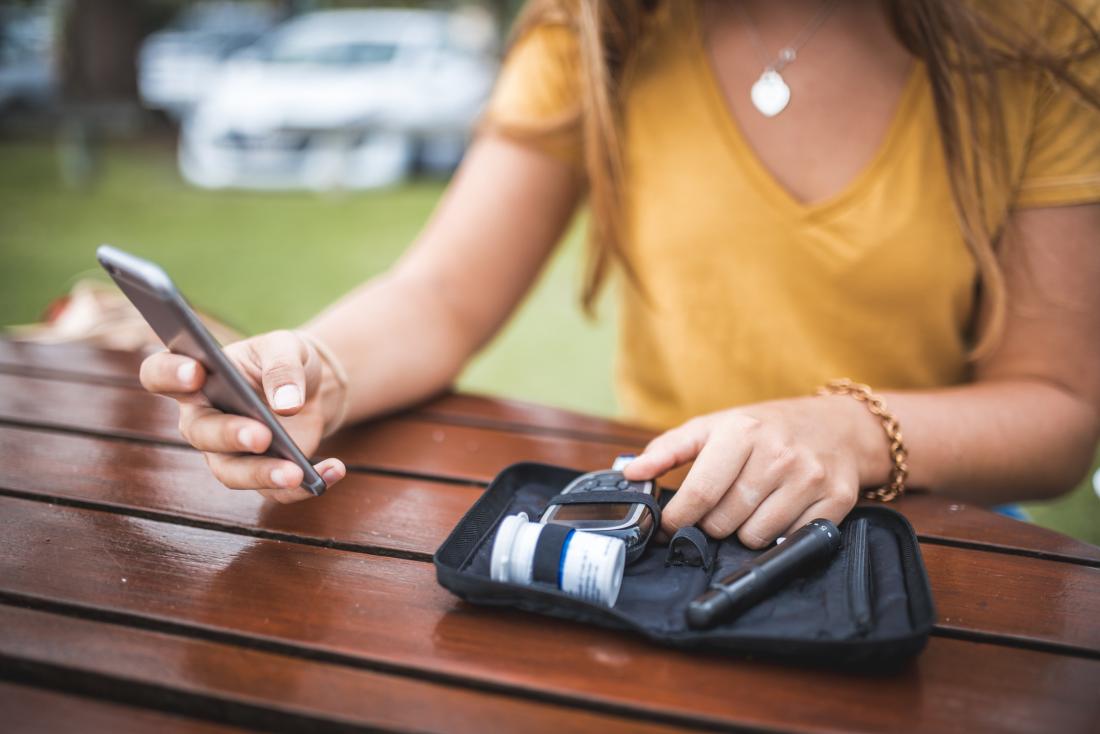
0 424 476 559
0 682 250 734
923 543 1100 654
417 392 656 444
2 447 1096 657
5 341 1097 733
0 340 654 443
0 372 181 441
329 417 642 481
6 440 1100 654
0 606 684 734
889 493 1100 566
2 496 1098 734
0 340 144 386
1 342 1095 564
5 424 1100 652
4 396 1095 567
0 372 642 477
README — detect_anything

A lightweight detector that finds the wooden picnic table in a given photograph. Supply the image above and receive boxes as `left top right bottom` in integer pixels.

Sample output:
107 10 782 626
0 339 1097 733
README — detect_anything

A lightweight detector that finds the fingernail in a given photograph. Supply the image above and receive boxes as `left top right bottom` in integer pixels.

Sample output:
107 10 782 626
321 465 342 485
270 467 289 487
273 384 301 409
238 427 258 451
177 361 196 385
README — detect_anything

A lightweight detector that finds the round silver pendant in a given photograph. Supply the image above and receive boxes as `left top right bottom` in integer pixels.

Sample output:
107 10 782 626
750 70 791 118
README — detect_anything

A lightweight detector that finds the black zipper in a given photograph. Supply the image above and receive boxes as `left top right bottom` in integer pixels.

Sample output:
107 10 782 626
847 517 874 635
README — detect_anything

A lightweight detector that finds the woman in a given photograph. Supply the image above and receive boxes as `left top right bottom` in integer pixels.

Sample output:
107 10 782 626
141 0 1100 548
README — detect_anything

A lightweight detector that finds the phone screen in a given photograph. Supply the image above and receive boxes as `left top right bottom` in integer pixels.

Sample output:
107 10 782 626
553 504 635 522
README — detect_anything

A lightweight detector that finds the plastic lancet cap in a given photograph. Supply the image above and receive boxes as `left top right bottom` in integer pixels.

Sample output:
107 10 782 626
490 512 529 583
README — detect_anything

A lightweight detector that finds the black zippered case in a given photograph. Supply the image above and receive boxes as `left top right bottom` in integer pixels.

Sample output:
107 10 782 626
434 462 936 666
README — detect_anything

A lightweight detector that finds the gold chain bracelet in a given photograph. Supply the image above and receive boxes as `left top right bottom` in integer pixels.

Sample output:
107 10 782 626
816 378 909 502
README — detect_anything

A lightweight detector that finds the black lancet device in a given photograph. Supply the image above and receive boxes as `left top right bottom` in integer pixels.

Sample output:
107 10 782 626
686 518 842 630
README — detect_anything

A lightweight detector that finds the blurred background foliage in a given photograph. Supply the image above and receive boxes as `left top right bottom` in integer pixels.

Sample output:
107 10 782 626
0 0 1095 543
0 140 618 417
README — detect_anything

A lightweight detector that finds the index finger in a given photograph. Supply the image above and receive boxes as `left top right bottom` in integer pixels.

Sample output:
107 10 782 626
140 352 206 397
661 430 754 536
622 422 708 481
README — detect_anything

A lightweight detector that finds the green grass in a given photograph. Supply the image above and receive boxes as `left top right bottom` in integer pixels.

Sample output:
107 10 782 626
0 140 617 415
0 140 1096 545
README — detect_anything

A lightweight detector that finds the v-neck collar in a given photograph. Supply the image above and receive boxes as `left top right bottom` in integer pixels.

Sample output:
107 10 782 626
687 0 926 221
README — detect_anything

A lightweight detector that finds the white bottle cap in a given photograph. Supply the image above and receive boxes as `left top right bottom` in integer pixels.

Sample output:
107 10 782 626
490 513 626 606
490 512 530 583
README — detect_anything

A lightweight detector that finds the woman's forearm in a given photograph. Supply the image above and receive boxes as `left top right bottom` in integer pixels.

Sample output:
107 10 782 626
852 380 1100 502
300 136 581 427
302 269 480 423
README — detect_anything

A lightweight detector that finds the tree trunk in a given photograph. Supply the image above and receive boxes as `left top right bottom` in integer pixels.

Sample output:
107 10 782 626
61 0 143 103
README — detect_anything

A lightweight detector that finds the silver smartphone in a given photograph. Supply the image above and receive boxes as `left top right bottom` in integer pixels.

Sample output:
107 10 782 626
97 245 326 495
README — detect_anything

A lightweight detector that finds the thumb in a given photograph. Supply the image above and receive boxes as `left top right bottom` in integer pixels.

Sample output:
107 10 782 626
255 330 309 416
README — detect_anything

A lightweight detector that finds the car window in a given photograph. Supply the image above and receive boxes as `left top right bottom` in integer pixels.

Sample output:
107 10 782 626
0 33 31 64
267 41 398 66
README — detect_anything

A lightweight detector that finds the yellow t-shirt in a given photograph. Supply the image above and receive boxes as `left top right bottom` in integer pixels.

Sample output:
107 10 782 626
486 2 1100 429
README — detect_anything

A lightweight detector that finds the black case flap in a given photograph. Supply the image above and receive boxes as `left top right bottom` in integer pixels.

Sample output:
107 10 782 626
434 462 936 665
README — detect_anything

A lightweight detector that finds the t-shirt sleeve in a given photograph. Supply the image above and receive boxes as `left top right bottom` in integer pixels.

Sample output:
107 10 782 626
480 23 585 170
1014 20 1100 207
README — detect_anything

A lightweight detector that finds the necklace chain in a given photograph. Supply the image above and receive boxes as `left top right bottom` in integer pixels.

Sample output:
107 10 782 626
738 0 839 73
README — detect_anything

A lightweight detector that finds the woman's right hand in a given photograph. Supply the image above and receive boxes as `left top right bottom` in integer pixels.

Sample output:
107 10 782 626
139 330 346 503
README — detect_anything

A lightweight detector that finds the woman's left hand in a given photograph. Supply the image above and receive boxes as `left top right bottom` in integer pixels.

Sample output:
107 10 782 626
622 396 880 548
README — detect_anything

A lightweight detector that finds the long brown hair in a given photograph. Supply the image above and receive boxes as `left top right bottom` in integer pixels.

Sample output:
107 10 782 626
507 0 1100 357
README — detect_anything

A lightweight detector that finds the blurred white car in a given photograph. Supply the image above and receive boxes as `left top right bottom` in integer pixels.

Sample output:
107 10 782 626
0 4 55 113
178 8 497 191
139 2 279 118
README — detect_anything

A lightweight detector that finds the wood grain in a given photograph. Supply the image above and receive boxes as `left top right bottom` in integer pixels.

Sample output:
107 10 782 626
922 543 1100 653
2 495 1098 734
417 392 655 444
0 372 642 476
4 396 1095 567
0 424 477 558
0 340 654 442
0 682 250 734
4 425 1100 656
0 605 685 734
0 371 181 441
6 341 1098 733
885 493 1100 566
3 341 1096 563
0 340 144 386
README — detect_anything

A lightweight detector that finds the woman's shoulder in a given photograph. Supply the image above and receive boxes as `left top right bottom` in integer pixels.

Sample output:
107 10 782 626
974 0 1100 53
969 0 1100 209
952 0 1100 117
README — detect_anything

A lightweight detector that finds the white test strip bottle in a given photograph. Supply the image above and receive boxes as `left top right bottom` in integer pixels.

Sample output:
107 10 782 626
490 513 626 607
